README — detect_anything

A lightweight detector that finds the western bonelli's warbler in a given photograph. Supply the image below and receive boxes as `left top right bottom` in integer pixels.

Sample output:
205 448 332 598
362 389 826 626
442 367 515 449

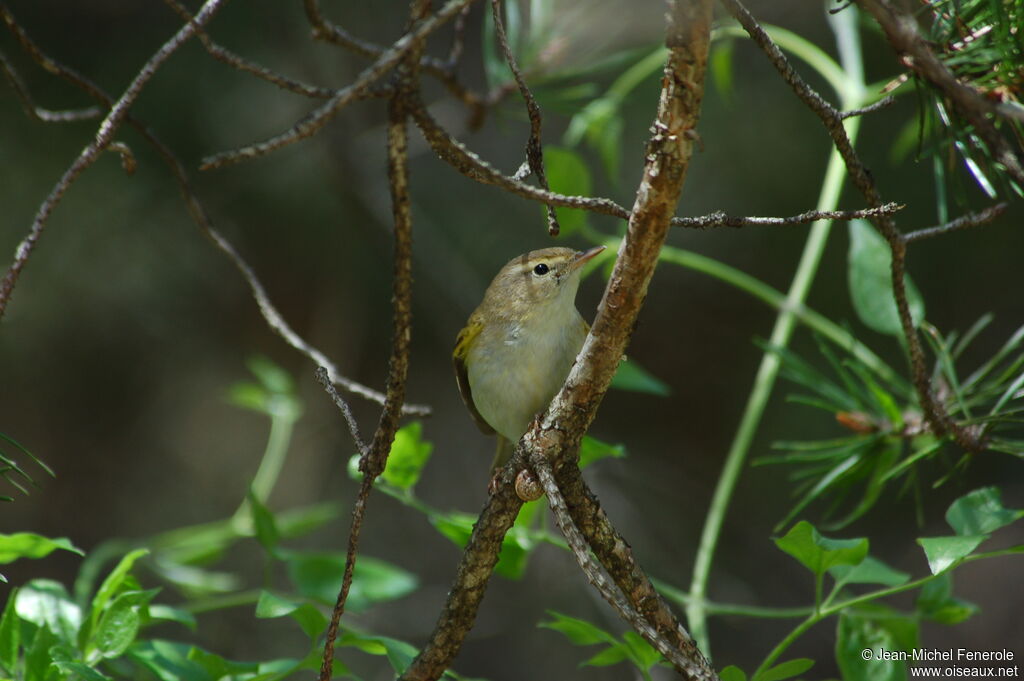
453 246 605 471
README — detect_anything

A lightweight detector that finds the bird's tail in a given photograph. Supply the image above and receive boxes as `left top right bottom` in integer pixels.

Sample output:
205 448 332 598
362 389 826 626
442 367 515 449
491 436 514 473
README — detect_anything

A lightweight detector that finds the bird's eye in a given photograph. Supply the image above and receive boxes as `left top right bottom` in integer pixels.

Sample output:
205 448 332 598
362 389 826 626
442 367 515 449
533 263 549 276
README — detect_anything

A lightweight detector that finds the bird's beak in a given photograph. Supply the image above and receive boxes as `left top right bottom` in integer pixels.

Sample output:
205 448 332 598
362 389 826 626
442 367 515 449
569 245 606 272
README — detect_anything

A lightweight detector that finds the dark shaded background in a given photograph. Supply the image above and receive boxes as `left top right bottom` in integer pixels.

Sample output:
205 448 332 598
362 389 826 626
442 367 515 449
2 1 1022 679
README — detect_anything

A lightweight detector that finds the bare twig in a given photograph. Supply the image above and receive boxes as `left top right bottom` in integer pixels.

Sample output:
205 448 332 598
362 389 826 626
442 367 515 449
303 0 488 128
674 202 905 228
200 0 478 170
489 0 559 235
0 50 101 122
856 0 1024 186
315 367 367 455
722 0 985 454
903 203 1008 244
0 0 228 321
1 5 427 415
163 0 340 99
532 459 711 679
318 2 426 675
839 95 896 119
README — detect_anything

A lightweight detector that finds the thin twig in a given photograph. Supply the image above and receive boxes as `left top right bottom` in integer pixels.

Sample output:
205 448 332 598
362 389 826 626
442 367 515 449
839 95 896 119
0 0 229 321
722 0 985 453
163 0 339 99
675 202 905 228
315 368 367 455
489 0 559 235
903 203 1008 244
1 5 427 415
318 3 426 674
532 459 709 679
413 94 901 231
0 50 101 122
303 0 488 128
200 0 477 170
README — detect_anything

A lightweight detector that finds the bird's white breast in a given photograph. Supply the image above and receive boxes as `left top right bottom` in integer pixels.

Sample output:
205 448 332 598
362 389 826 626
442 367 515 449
466 310 587 443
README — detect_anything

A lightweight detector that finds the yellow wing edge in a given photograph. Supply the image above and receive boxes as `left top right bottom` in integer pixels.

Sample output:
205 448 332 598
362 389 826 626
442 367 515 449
453 319 495 436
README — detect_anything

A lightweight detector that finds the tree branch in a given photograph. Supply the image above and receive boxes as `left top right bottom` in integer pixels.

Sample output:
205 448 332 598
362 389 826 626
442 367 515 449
200 0 478 171
0 4 428 416
721 0 985 454
318 1 427 674
0 0 228 322
855 0 1024 186
489 0 559 235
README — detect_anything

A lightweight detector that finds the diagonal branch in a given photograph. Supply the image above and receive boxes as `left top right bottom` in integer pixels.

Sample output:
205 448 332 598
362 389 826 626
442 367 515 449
201 0 477 170
721 0 985 454
489 0 559 235
0 4 427 416
0 0 228 322
533 460 712 679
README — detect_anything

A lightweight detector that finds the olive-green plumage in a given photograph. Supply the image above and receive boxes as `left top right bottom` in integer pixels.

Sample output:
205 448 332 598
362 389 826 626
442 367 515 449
453 246 604 470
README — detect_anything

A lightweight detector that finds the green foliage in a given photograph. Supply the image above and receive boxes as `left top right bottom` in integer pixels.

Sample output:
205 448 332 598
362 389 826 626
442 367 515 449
761 315 1024 530
543 146 592 236
0 431 53 503
913 0 1024 204
775 521 868 578
538 611 663 680
609 357 672 396
847 220 925 337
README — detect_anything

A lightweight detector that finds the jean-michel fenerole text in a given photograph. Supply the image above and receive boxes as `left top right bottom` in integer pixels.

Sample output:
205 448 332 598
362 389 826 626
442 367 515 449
873 649 1016 662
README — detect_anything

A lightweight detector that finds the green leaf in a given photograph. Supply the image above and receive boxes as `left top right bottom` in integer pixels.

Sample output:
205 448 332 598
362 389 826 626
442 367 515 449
127 640 215 681
709 39 735 103
339 633 418 674
775 521 868 577
829 555 910 588
15 580 82 645
248 491 280 553
93 591 148 659
147 604 196 631
0 588 21 673
582 645 629 668
752 658 814 681
847 219 925 336
248 355 295 394
382 422 433 492
0 533 83 564
836 607 918 681
51 653 112 681
84 549 148 648
284 552 417 612
538 611 616 646
620 630 661 670
23 621 59 681
720 665 748 681
945 486 1024 536
254 591 326 640
430 511 534 580
916 535 987 574
916 573 978 625
578 436 626 469
610 357 671 396
543 147 591 236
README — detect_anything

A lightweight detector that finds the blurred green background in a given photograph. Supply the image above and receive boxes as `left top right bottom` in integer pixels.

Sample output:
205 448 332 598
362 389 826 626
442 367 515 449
2 1 1022 679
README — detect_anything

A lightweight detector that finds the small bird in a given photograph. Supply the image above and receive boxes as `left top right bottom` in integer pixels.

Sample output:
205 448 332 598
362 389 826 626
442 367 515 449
453 246 606 472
